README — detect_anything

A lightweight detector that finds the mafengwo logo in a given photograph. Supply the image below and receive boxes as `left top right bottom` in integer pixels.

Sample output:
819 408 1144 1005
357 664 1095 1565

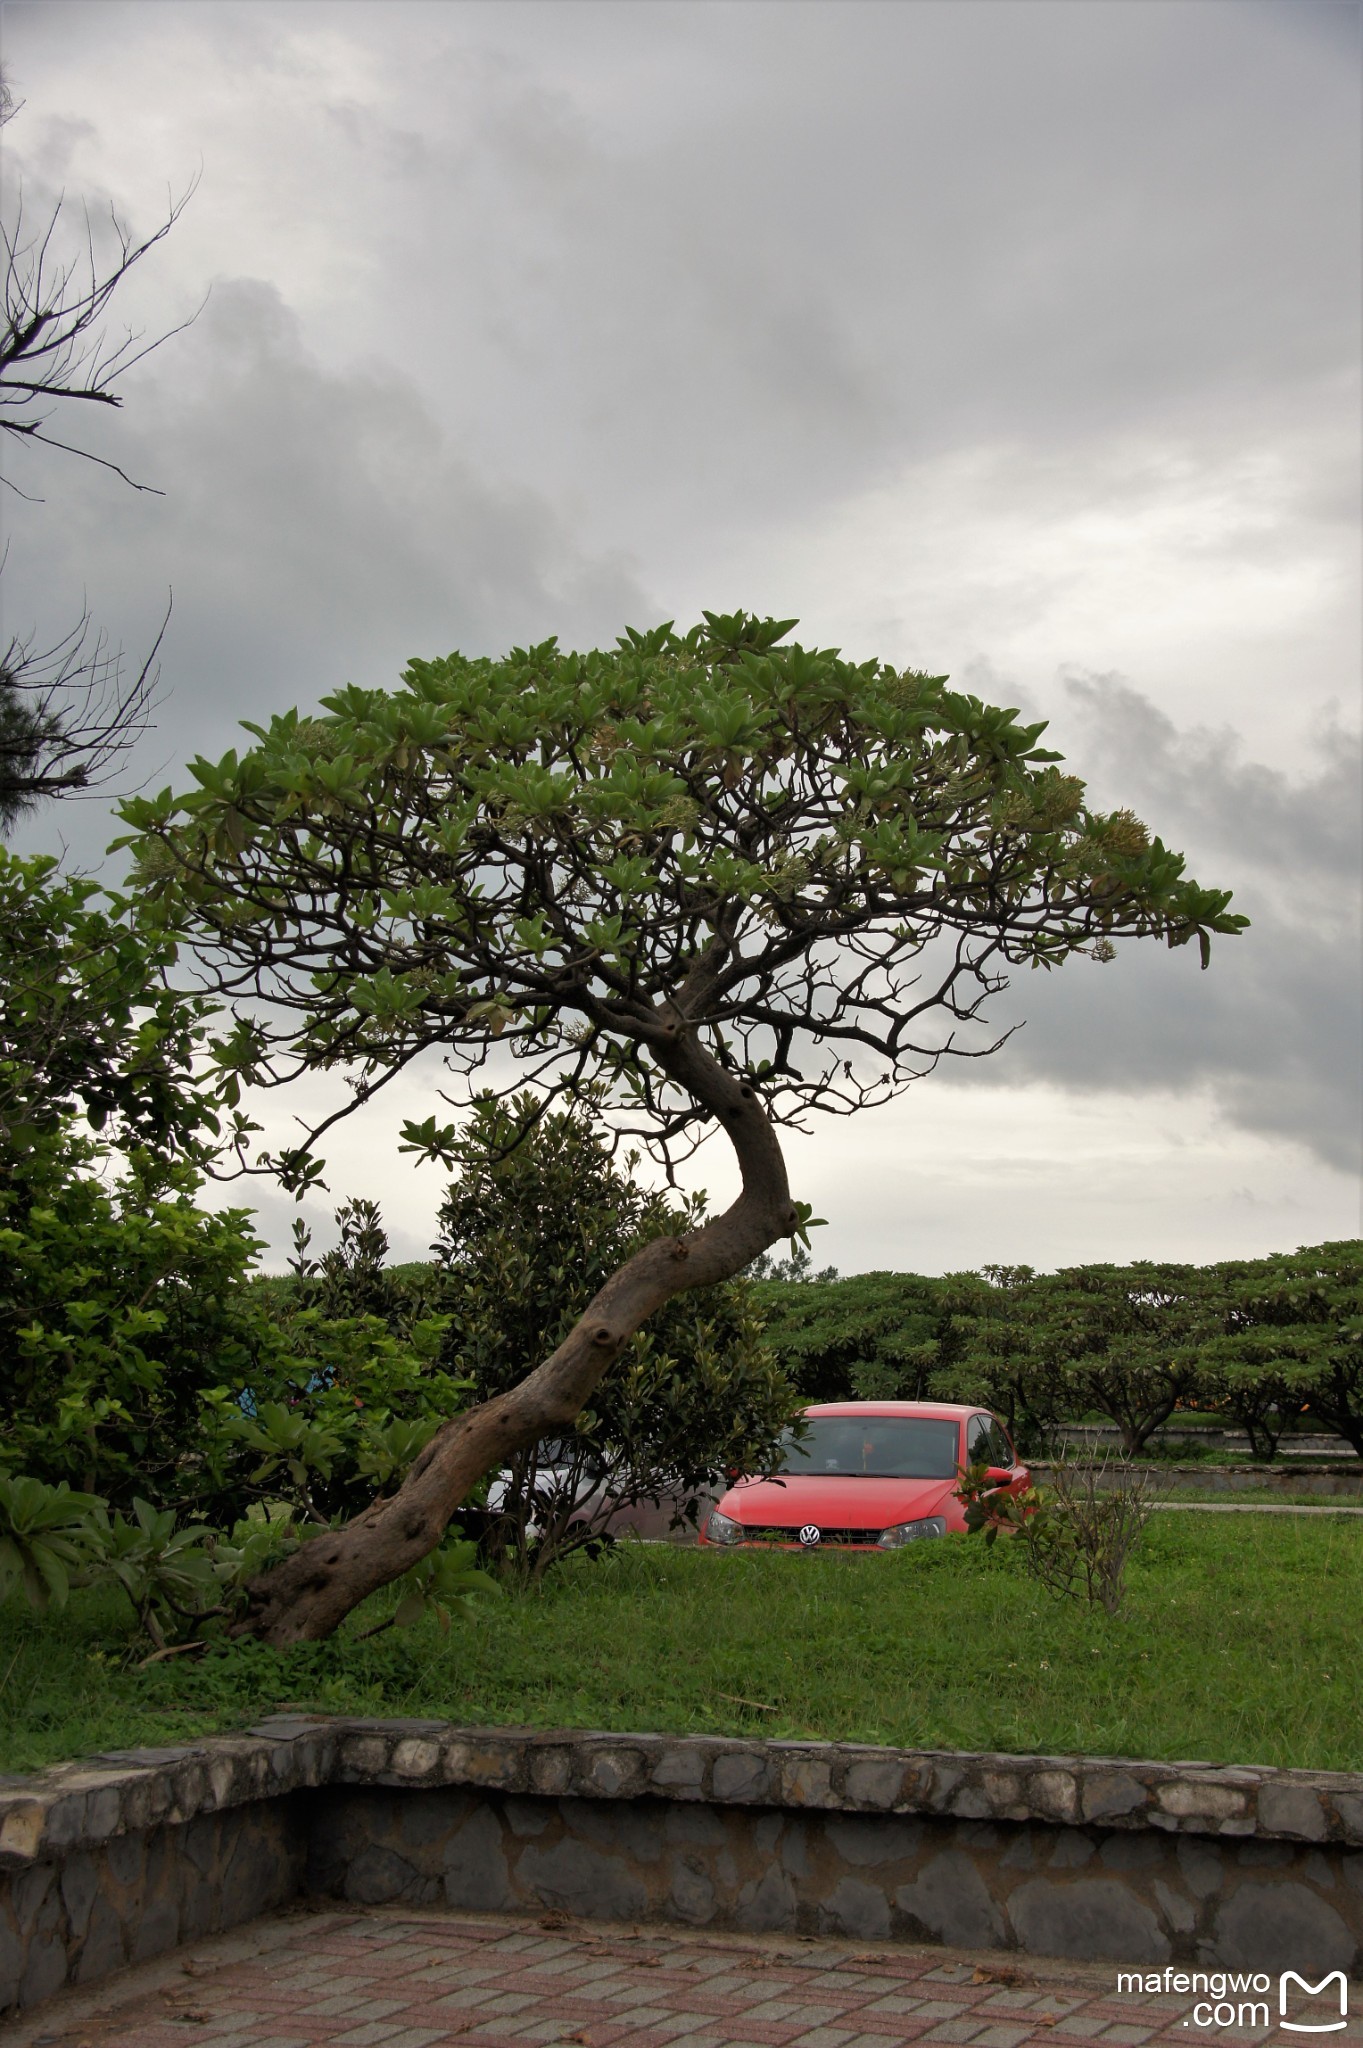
1117 1968 1351 2033
1280 1971 1349 2034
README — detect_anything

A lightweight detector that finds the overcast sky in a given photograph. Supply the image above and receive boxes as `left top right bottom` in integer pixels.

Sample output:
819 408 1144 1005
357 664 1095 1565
3 0 1360 1272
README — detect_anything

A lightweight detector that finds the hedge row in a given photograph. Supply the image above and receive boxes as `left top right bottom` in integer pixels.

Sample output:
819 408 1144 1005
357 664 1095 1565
752 1243 1363 1458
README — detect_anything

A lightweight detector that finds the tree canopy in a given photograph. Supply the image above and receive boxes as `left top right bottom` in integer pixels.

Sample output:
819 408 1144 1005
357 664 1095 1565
122 610 1245 1185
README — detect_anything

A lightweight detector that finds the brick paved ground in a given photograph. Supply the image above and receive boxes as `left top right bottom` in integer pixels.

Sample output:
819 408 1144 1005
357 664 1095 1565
11 1910 1361 2048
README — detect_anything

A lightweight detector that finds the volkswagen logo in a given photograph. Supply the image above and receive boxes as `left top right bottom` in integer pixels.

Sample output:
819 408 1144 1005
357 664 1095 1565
798 1524 821 1546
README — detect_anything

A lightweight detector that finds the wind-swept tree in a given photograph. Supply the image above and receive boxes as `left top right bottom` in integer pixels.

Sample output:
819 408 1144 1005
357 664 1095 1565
118 611 1246 1642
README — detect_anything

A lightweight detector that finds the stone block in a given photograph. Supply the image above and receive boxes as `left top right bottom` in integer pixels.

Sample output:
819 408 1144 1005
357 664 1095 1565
0 1908 27 2006
340 1736 391 1777
11 1860 56 1926
733 1861 797 1932
18 1889 66 2008
1331 1793 1363 1843
85 1786 124 1840
783 1758 834 1807
1153 1879 1197 1935
181 1811 226 1880
73 1893 126 1986
394 1787 473 1849
441 1804 510 1911
390 1739 442 1782
1028 1772 1079 1823
1047 1831 1095 1870
43 1792 92 1850
921 1764 965 1805
218 1816 294 1923
669 1856 716 1924
517 1836 648 1920
166 1763 209 1824
1236 1839 1292 1868
1156 1780 1248 1823
946 1782 996 1819
583 1749 641 1798
1098 1835 1163 1873
503 1796 551 1839
128 1890 180 1963
1175 1838 1225 1899
455 1741 522 1789
59 1850 100 1938
824 1815 922 1869
529 1748 573 1797
818 1874 892 1940
206 1757 238 1809
774 1817 806 1881
1007 1877 1169 1964
663 1805 726 1848
1257 1784 1329 1841
1212 1880 1354 1975
344 1845 419 1905
1081 1772 1148 1823
652 1748 705 1793
711 1752 772 1804
896 1851 1006 1949
0 1802 46 1863
843 1759 908 1809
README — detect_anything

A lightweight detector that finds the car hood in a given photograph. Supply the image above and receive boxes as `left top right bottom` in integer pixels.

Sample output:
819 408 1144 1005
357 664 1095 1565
717 1473 957 1528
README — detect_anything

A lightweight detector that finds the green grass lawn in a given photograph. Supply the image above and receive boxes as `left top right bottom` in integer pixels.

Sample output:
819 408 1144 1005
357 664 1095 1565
2 1515 1359 1778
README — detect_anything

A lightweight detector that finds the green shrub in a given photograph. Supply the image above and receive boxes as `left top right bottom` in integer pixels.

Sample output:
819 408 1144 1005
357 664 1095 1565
431 1095 801 1581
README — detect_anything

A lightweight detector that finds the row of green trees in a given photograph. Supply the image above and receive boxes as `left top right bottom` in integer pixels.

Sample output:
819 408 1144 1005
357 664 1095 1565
754 1248 1363 1459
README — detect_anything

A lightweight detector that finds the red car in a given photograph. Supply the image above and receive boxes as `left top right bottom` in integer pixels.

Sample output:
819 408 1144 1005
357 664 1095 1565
700 1401 1029 1550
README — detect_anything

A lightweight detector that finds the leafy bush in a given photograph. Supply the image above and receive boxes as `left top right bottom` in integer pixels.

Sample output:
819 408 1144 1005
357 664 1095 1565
0 1473 104 1612
432 1095 801 1581
0 847 226 1194
1 1161 271 1507
0 1162 469 1533
957 1449 1158 1616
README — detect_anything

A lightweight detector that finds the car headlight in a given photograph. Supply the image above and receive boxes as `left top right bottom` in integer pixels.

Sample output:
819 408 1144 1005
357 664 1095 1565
877 1516 947 1548
705 1509 744 1546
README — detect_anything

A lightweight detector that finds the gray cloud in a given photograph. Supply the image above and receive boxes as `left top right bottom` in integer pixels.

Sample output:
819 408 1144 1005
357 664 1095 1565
2 0 1357 1254
7 274 649 869
941 676 1362 1174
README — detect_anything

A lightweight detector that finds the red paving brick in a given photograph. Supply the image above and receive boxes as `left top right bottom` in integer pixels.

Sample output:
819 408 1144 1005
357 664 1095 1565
11 1910 1362 2048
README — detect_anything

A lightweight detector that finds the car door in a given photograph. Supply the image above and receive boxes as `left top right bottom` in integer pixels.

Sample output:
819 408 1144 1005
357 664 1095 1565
966 1413 1027 1498
964 1413 993 1474
985 1415 1029 1496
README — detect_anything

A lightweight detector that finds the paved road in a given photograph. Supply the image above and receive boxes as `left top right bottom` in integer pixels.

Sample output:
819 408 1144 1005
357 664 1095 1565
14 1908 1362 2048
1148 1501 1363 1515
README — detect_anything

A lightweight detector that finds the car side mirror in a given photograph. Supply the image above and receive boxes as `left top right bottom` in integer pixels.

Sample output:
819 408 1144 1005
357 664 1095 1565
984 1465 1013 1487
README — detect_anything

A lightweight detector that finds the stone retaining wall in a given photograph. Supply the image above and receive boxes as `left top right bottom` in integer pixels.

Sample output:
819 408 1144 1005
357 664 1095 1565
3 1719 1361 2014
1031 1461 1363 1497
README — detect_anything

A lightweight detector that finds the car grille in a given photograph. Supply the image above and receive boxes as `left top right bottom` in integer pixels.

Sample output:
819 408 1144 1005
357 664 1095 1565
742 1526 883 1546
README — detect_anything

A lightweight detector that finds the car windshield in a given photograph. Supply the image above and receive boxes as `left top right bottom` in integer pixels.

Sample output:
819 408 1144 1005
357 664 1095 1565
773 1415 961 1479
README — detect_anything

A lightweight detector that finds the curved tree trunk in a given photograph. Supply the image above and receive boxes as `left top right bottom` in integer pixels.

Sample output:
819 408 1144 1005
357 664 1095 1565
234 1032 797 1645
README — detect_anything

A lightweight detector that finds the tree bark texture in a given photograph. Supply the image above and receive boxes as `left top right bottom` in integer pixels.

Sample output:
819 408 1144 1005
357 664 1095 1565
237 1031 797 1644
